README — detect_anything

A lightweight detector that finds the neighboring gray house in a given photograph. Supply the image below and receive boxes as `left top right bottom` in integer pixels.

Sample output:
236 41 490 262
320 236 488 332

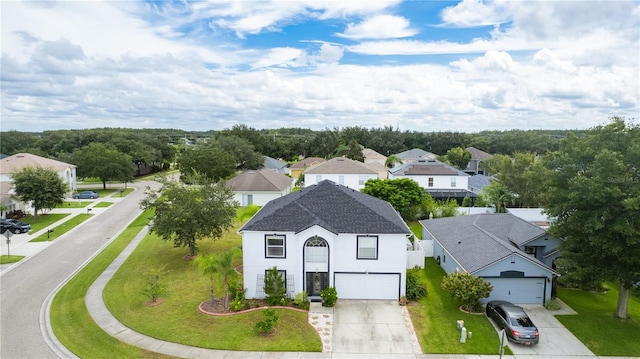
226 169 293 206
468 174 492 194
389 159 476 205
303 157 378 191
420 213 559 304
464 147 493 175
263 156 288 174
394 148 437 164
240 180 411 300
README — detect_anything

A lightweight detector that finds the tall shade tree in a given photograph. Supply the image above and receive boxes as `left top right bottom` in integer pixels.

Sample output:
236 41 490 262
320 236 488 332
361 178 435 220
140 176 238 257
177 143 236 181
215 135 264 171
443 147 472 170
73 143 134 189
11 166 67 217
539 117 640 319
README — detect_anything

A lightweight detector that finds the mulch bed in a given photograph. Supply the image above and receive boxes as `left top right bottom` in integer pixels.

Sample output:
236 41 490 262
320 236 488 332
199 297 307 316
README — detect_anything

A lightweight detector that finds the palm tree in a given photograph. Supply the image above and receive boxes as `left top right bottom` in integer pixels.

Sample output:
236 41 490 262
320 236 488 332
194 254 217 305
385 154 403 168
214 249 238 310
194 249 239 309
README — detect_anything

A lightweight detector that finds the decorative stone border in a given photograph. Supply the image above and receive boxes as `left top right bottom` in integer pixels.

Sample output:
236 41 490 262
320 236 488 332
198 301 308 316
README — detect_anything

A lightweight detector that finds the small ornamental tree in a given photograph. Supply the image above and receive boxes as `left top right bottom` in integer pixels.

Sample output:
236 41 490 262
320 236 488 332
264 267 287 306
11 166 67 217
441 272 493 313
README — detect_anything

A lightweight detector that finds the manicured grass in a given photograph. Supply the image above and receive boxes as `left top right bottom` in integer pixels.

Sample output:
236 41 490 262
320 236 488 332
0 254 24 264
556 285 640 356
50 210 175 359
22 213 70 233
57 201 91 208
408 258 511 354
407 221 423 239
93 202 113 208
104 216 322 352
30 214 93 242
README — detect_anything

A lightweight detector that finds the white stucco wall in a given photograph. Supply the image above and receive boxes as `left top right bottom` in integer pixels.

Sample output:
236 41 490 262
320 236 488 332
242 225 407 299
388 173 469 190
233 189 291 207
303 173 377 191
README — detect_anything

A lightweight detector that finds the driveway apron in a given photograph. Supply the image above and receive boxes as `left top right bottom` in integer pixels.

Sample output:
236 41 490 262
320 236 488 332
506 304 595 356
332 300 417 354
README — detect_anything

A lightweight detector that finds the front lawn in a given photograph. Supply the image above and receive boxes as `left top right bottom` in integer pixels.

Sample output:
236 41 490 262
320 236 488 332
556 285 640 356
93 201 113 208
103 214 322 352
51 210 176 359
30 214 93 242
22 213 70 233
408 258 511 354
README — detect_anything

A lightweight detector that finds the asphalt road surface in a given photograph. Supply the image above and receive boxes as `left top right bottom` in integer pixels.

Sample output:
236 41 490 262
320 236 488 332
0 181 156 359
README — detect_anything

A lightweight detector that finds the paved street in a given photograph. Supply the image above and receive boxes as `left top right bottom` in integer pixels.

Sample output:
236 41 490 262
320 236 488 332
0 182 154 359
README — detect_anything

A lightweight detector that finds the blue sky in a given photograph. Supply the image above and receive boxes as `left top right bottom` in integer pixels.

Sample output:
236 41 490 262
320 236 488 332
1 0 638 133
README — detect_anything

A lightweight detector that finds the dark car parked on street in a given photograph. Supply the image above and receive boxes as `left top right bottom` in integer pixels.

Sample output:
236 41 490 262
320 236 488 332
73 191 99 199
1 218 31 234
486 300 539 345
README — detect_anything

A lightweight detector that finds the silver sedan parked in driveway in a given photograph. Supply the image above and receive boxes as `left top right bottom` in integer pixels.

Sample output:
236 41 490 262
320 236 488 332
486 300 539 345
73 191 99 199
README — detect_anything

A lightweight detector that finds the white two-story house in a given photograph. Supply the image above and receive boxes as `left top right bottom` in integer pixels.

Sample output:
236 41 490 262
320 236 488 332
303 157 378 191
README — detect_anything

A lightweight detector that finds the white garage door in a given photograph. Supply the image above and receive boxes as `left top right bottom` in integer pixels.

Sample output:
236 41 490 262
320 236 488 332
334 273 400 300
486 277 545 304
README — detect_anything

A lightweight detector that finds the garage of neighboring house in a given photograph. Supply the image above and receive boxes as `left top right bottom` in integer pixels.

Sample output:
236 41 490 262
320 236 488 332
484 277 546 304
334 272 401 300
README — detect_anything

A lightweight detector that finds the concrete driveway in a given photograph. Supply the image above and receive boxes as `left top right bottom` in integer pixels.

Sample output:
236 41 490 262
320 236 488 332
332 300 420 354
500 303 595 356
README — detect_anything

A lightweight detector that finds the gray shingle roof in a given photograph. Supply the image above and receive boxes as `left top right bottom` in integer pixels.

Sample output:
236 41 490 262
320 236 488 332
394 148 436 160
240 180 410 234
390 159 468 176
304 157 377 175
263 156 287 171
420 214 549 272
226 169 292 192
466 147 493 160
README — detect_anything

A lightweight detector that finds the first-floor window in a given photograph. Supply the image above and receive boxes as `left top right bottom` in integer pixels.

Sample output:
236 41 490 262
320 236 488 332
428 177 434 187
358 175 369 186
357 235 378 259
266 235 286 258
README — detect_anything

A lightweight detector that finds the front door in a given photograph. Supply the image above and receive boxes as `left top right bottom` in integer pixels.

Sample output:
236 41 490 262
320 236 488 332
306 272 328 297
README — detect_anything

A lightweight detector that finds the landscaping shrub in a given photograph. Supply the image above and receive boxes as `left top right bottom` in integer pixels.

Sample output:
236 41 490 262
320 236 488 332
255 309 279 334
293 291 310 310
406 266 427 301
140 267 167 303
320 287 338 307
441 272 492 313
544 298 561 310
264 267 287 306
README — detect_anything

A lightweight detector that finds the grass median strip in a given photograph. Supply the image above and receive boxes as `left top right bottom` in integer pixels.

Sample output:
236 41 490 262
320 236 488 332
50 209 175 359
0 254 25 264
30 214 93 242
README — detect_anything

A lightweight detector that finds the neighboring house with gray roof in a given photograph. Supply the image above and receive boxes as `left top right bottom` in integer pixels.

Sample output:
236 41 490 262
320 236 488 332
468 174 492 194
226 169 293 206
389 159 476 204
303 157 378 190
420 213 559 304
394 148 437 164
262 156 288 174
240 180 411 301
464 147 493 175
289 157 325 179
